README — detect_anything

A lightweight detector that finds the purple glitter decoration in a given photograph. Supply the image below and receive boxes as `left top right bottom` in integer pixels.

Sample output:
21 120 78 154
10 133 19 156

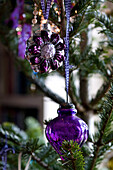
64 0 71 102
25 30 65 73
18 24 31 59
7 7 19 29
0 135 15 170
7 0 24 28
17 0 24 15
45 104 89 156
6 1 31 59
41 0 52 20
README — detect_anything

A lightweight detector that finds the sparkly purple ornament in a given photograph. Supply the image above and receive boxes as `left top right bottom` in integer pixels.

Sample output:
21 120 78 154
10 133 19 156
6 0 24 29
25 30 65 73
18 24 31 59
0 135 15 170
45 103 88 156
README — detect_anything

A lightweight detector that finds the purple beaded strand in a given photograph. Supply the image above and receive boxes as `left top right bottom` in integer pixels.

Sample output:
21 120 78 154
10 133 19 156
64 0 71 103
41 0 52 20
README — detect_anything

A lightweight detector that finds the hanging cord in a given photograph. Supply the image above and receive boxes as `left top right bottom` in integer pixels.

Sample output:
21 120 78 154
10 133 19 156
41 0 52 20
64 0 71 103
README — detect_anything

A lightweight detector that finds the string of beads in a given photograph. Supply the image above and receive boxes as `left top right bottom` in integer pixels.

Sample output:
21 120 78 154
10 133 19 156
32 3 38 26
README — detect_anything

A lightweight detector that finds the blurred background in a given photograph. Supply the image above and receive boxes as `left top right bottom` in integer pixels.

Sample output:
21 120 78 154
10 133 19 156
0 0 113 169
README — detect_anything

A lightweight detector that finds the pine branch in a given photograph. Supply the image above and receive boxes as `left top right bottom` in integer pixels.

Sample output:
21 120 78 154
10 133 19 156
0 124 23 145
15 58 65 105
31 153 53 170
49 8 61 29
71 0 91 16
29 75 65 104
49 16 60 29
79 31 89 110
94 11 113 33
60 0 66 38
0 125 57 170
70 1 106 38
36 143 62 169
18 152 22 170
88 82 113 170
70 11 86 38
90 79 111 106
38 144 52 161
24 155 32 170
107 0 113 2
60 140 85 170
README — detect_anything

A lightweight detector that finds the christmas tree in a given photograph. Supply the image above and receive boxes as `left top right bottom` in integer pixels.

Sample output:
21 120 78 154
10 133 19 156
0 0 113 169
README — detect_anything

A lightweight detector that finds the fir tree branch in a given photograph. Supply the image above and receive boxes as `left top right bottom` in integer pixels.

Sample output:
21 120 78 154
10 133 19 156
70 0 91 16
70 11 86 38
79 31 89 110
94 11 113 33
104 138 113 145
107 0 113 2
89 82 113 170
18 152 22 170
49 16 60 29
0 130 20 146
60 0 66 38
90 80 111 106
61 140 85 170
69 148 77 170
24 155 32 170
31 153 53 170
15 58 65 105
0 129 53 170
69 0 94 38
29 75 65 104
90 146 100 170
20 145 54 170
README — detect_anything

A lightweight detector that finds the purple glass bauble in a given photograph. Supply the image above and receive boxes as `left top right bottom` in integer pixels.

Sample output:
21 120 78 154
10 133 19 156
45 103 89 156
